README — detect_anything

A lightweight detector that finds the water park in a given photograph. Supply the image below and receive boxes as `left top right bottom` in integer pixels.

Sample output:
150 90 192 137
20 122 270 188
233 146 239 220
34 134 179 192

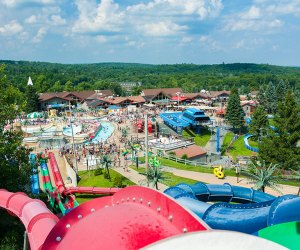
2 151 300 249
2 105 300 250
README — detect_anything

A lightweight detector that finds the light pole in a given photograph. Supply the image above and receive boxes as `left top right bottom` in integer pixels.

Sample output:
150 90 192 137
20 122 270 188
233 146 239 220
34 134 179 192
145 113 149 174
176 92 180 110
69 101 78 173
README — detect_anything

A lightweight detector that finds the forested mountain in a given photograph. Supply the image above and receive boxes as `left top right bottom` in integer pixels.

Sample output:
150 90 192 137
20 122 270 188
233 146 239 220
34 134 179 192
2 60 300 96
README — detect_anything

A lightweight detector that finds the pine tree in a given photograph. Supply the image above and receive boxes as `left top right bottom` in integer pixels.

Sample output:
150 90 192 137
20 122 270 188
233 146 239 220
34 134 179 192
25 84 40 113
259 91 300 169
248 106 268 141
257 85 266 108
225 88 245 132
276 79 288 103
265 81 277 114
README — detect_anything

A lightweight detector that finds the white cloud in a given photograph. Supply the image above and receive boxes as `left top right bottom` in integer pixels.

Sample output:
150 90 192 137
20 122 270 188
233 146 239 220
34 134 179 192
199 35 221 51
125 39 145 48
25 15 37 24
72 0 124 34
139 21 187 36
50 15 66 25
181 36 193 43
241 6 261 19
224 4 283 32
267 1 300 16
127 0 223 20
32 27 47 43
2 0 54 7
0 20 23 36
95 35 107 43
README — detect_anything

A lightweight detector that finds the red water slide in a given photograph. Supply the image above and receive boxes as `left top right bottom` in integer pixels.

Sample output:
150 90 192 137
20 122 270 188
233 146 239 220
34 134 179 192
64 186 119 195
0 187 209 250
0 189 58 249
42 186 209 250
47 152 119 197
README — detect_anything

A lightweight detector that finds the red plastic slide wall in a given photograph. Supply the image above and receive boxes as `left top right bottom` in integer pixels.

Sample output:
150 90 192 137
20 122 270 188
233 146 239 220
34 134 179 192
0 190 58 250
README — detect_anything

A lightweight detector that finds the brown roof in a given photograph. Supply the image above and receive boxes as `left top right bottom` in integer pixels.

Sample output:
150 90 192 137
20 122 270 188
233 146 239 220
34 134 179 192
64 90 96 100
39 92 72 102
98 96 146 105
141 88 182 98
181 92 210 99
40 90 114 102
173 145 206 159
209 91 231 98
128 95 146 103
86 90 113 99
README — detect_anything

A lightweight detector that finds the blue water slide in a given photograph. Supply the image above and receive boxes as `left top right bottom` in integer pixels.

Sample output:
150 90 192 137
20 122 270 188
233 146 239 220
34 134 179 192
30 154 40 194
164 182 300 234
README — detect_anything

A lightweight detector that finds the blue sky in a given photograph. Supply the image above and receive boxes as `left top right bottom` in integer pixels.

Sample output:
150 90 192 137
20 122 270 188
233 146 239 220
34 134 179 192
0 0 299 65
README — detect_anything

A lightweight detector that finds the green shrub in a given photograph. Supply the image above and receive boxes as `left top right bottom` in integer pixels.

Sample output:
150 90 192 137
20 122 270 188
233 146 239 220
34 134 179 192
168 151 176 156
112 176 126 188
103 172 110 179
94 168 103 176
181 154 188 160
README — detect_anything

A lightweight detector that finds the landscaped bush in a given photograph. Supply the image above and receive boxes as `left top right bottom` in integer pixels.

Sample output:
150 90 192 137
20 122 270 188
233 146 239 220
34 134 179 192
94 168 103 176
181 154 188 160
168 151 176 156
103 172 110 180
112 176 126 188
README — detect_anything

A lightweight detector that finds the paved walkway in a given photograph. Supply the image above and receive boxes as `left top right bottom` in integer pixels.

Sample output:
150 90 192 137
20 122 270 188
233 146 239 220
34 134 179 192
162 167 299 196
62 119 299 197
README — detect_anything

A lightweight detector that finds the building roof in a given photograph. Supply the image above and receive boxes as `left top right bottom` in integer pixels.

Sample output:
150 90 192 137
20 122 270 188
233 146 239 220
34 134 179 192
86 90 113 100
39 92 72 102
181 93 209 99
209 91 231 98
141 88 182 98
173 145 206 159
64 90 96 100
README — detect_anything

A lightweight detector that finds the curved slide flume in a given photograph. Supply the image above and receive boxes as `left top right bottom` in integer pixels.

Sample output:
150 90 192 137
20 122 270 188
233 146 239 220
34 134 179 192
30 154 40 194
47 152 120 197
0 189 58 250
164 182 300 234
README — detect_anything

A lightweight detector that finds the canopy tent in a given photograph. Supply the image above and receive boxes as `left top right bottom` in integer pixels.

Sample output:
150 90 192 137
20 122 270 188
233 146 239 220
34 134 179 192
171 96 189 102
27 112 44 119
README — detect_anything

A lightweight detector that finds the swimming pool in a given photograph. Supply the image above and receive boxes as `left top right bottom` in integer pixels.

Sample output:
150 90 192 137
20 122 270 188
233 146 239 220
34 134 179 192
63 124 82 137
88 122 115 144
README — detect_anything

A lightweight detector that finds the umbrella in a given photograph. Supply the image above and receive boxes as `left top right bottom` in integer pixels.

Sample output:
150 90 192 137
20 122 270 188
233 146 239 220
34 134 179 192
27 112 44 119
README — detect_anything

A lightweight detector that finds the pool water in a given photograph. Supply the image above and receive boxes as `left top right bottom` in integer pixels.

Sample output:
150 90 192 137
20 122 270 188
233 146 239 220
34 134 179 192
63 124 82 137
88 122 115 144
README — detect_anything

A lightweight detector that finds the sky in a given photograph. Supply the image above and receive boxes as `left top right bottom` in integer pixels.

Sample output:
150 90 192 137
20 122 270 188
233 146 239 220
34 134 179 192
0 0 300 66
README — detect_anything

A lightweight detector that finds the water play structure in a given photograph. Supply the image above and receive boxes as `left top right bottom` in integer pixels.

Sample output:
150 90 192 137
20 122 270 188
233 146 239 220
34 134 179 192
164 182 300 236
1 153 299 249
160 108 210 134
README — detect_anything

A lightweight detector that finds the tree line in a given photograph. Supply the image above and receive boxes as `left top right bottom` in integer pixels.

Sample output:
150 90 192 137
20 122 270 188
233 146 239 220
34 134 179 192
2 60 300 97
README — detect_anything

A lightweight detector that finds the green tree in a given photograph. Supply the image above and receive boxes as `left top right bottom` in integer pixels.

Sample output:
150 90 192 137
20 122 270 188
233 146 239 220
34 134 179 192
25 84 40 113
141 159 167 190
276 79 288 103
242 160 282 193
265 81 277 114
248 107 268 141
64 80 74 91
0 65 31 249
285 168 300 195
101 155 112 180
131 86 142 96
259 91 300 169
225 88 245 132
